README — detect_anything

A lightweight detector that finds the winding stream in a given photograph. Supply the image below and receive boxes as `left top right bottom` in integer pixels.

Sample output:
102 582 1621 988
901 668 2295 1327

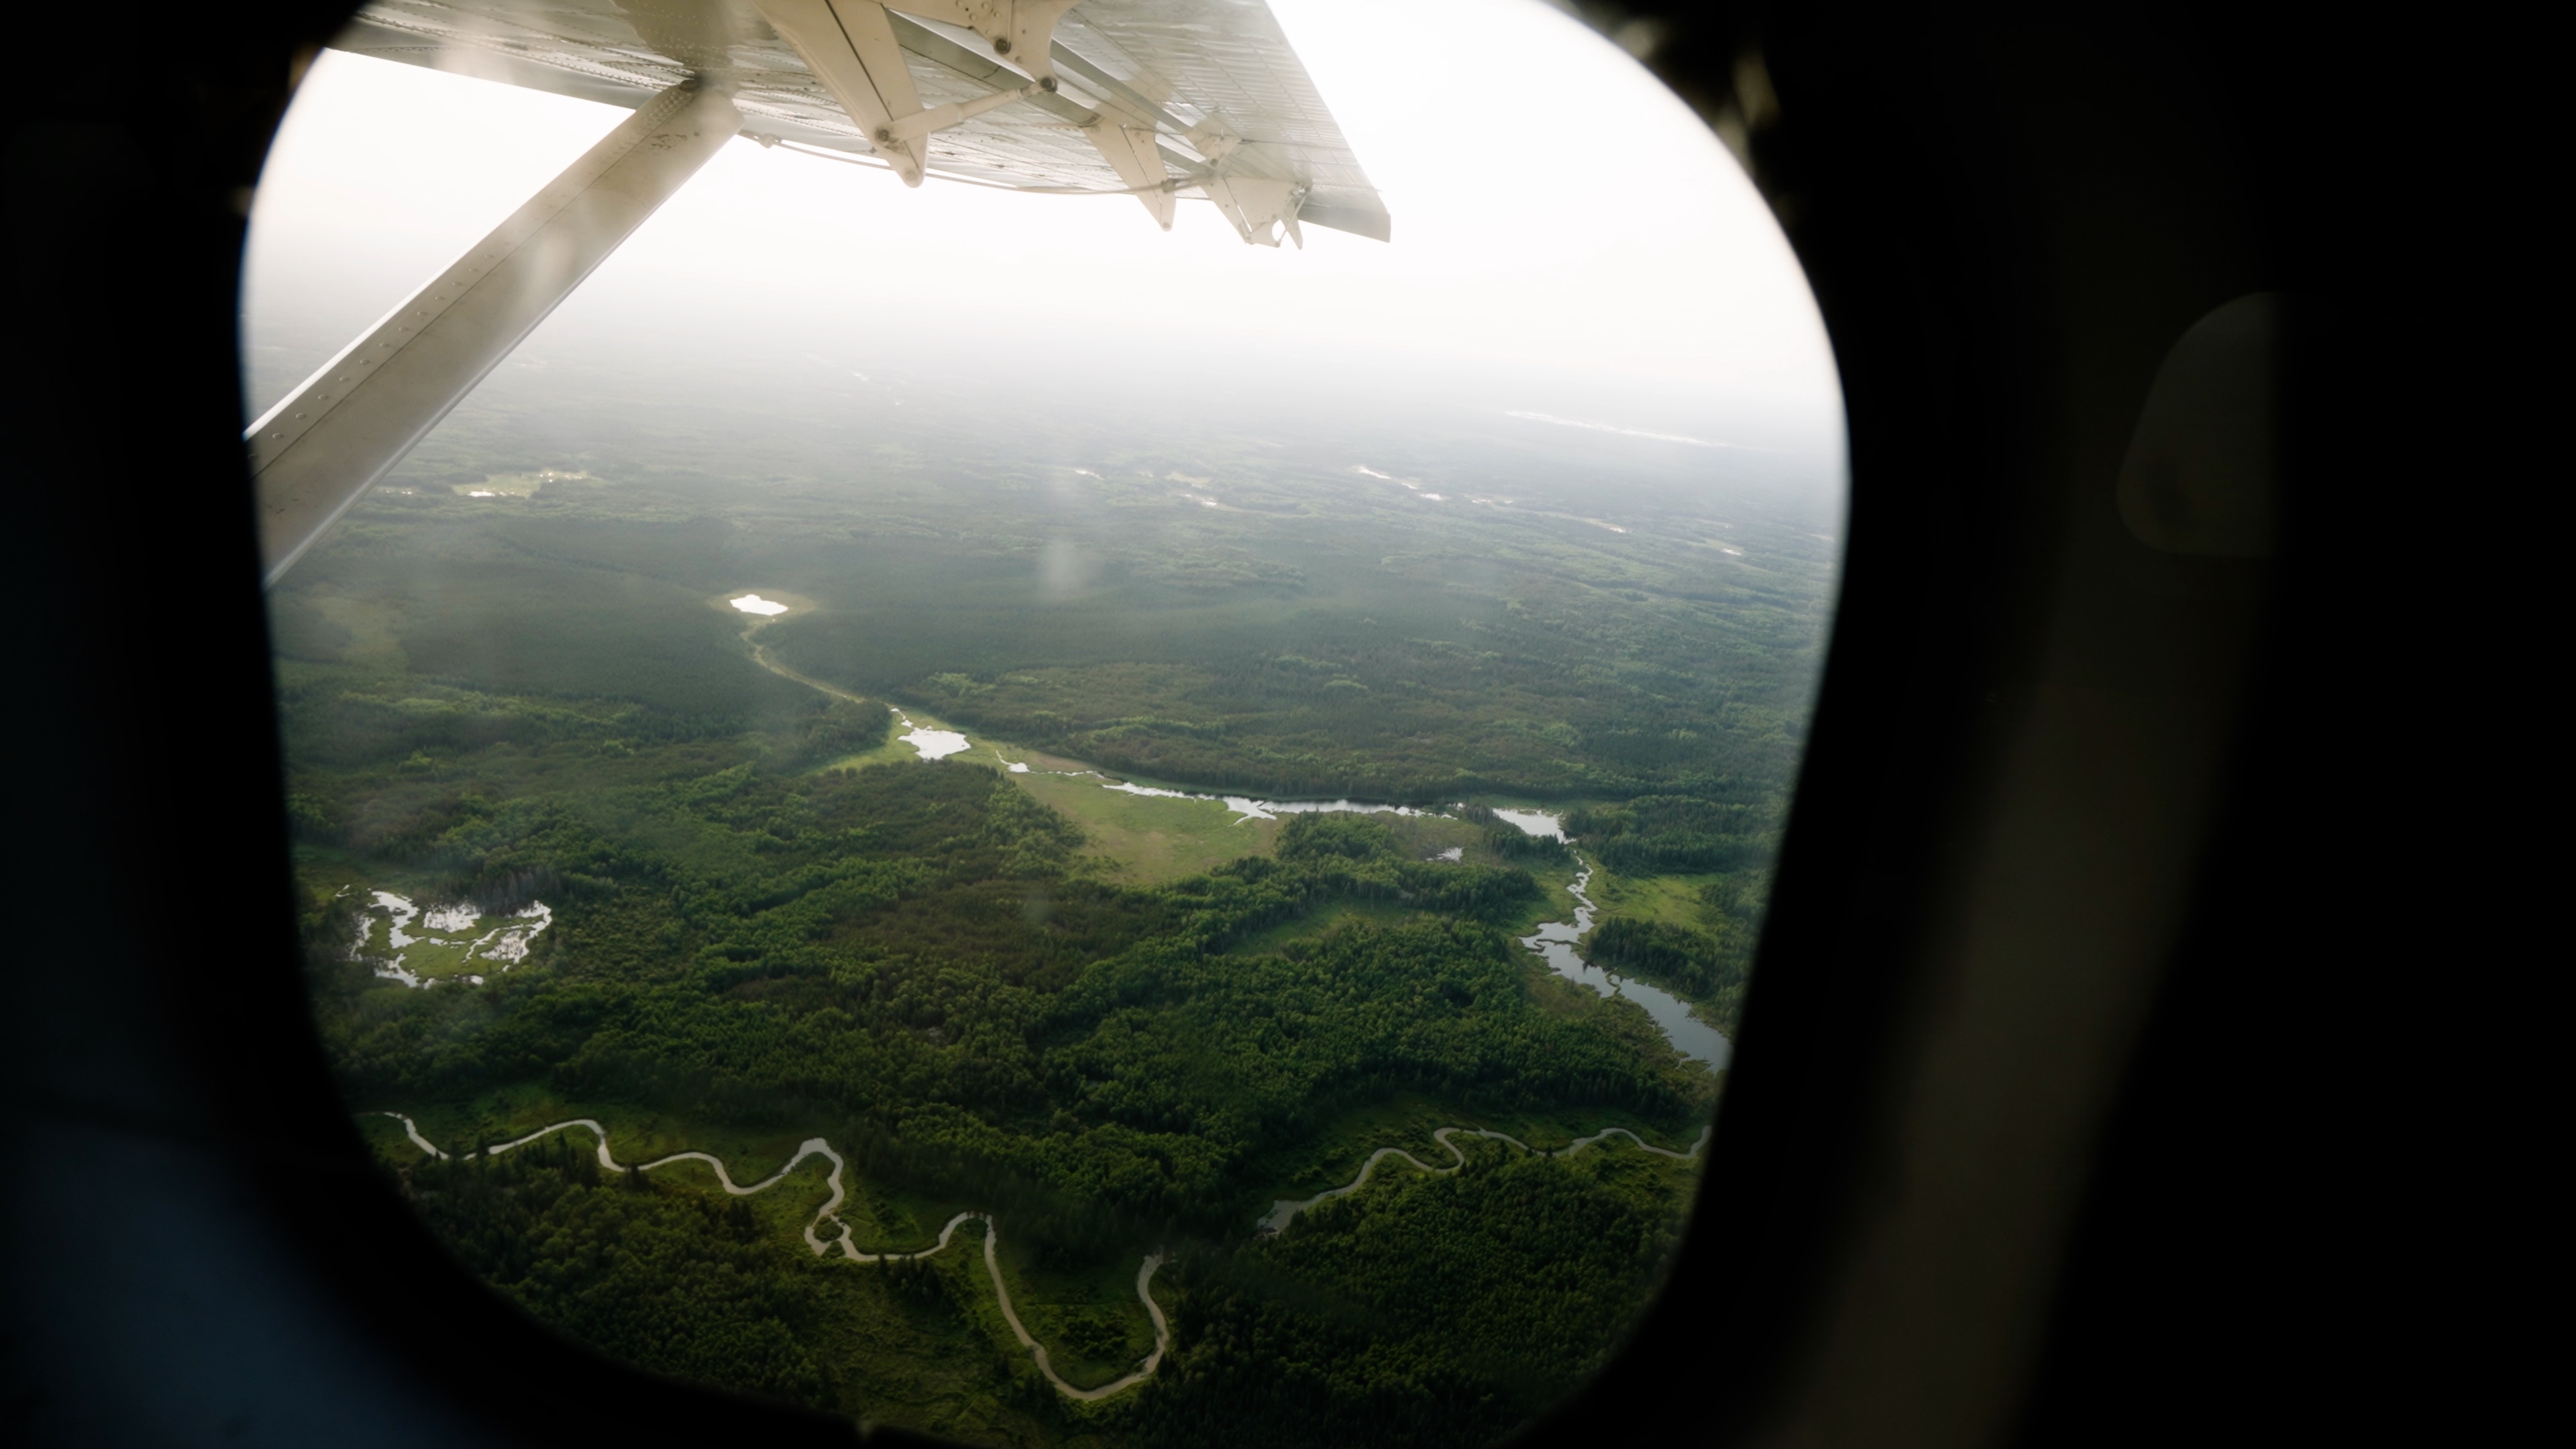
378 1106 1704 1401
1259 1122 1713 1233
1521 856 1733 1071
376 1114 1165 1403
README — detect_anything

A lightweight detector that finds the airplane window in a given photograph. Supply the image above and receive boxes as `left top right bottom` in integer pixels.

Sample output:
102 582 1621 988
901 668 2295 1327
246 1 1843 1443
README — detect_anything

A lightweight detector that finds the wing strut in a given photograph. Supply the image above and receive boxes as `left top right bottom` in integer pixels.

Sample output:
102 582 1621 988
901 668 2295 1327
248 78 741 586
747 1 930 184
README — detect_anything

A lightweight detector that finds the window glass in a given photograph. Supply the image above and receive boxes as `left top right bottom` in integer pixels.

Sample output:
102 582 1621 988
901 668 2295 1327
252 2 1843 1442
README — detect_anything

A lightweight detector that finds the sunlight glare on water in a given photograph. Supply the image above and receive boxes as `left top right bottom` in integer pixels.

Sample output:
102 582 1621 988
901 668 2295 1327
1489 808 1566 839
729 594 790 616
900 724 972 760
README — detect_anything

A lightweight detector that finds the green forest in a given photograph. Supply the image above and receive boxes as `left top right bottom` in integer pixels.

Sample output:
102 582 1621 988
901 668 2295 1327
273 387 1830 1446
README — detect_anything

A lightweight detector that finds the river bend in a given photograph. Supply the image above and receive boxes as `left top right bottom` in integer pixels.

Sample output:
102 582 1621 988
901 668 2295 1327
376 1114 1165 1402
1259 1122 1713 1233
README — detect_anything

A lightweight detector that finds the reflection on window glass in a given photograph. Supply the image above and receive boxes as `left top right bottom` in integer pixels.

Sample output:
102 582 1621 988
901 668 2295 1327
252 1 1841 1442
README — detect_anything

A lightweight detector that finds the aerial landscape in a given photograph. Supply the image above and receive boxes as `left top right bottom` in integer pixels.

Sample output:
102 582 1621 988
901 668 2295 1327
269 341 1835 1445
250 10 1841 1444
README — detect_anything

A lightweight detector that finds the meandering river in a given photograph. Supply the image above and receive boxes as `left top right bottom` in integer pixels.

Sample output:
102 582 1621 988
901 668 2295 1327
1259 1122 1713 1233
376 1114 1166 1403
378 1106 1697 1400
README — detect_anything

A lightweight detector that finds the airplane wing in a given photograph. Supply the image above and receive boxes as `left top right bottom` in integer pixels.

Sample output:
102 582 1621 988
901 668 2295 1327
334 0 1391 245
256 1 1387 587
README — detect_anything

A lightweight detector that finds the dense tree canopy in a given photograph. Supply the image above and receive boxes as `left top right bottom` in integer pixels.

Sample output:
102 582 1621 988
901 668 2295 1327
301 739 1715 1444
270 419 1823 1442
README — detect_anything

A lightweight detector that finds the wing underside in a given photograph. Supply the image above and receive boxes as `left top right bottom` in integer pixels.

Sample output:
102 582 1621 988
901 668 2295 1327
334 0 1391 243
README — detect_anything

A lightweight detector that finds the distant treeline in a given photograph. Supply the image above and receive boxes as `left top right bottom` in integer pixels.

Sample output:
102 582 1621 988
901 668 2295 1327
277 682 888 861
276 682 883 775
769 569 1820 802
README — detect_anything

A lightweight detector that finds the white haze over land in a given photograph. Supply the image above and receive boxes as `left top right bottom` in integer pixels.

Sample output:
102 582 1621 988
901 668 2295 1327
241 0 1843 487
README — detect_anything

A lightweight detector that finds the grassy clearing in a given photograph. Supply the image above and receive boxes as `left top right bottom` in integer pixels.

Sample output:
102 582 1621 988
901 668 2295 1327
813 701 1036 777
1009 770 1279 884
1586 867 1722 931
999 746 1093 774
783 670 1525 895
817 699 960 771
1001 781 1509 890
1574 865 1753 1032
1381 812 1489 861
822 735 930 772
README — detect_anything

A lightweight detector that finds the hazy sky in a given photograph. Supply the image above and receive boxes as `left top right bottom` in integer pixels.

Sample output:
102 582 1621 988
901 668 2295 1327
244 0 1841 441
